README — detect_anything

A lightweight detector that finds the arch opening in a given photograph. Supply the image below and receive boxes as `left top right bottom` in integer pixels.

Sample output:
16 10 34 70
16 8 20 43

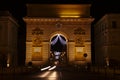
50 34 67 65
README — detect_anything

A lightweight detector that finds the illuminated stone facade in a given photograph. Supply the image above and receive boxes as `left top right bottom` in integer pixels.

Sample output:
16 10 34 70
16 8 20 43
94 14 120 66
24 4 94 66
0 11 18 67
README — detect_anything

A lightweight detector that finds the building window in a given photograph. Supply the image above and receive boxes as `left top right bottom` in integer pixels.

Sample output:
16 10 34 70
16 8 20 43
112 21 117 28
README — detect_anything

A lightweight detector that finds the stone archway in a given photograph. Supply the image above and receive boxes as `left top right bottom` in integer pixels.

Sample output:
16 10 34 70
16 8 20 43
24 4 94 66
49 34 67 65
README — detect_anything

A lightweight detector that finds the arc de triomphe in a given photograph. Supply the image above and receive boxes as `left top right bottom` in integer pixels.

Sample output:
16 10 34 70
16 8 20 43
24 4 94 66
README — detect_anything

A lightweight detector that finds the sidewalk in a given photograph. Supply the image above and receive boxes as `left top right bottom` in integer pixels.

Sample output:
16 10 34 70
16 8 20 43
91 67 120 80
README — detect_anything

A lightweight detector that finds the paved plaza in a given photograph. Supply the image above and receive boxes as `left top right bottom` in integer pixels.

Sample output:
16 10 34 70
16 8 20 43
0 66 120 80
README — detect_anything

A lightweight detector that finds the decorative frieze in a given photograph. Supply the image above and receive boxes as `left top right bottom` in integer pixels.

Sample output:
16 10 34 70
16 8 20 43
24 18 93 25
74 27 85 35
32 27 43 35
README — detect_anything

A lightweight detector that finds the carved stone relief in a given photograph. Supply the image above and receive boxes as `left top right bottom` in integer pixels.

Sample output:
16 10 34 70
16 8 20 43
74 27 85 35
75 37 84 47
32 36 42 47
32 27 43 47
32 27 43 35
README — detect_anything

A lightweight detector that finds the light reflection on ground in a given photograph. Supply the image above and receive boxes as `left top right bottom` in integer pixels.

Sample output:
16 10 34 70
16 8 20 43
35 71 60 80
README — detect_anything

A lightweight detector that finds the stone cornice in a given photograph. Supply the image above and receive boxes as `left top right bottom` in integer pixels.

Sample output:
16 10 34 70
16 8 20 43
23 17 94 25
0 16 19 27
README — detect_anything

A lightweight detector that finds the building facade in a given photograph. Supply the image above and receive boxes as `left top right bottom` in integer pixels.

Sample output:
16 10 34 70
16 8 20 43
24 4 94 66
0 11 19 67
94 14 120 66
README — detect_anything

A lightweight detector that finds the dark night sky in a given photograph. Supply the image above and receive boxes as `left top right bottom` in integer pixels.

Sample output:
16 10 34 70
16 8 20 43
0 0 120 26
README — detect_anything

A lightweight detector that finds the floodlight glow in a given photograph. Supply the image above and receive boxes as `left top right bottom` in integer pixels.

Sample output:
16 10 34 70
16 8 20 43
55 56 59 59
54 52 61 55
60 16 80 18
7 64 10 67
51 34 66 45
58 34 60 36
